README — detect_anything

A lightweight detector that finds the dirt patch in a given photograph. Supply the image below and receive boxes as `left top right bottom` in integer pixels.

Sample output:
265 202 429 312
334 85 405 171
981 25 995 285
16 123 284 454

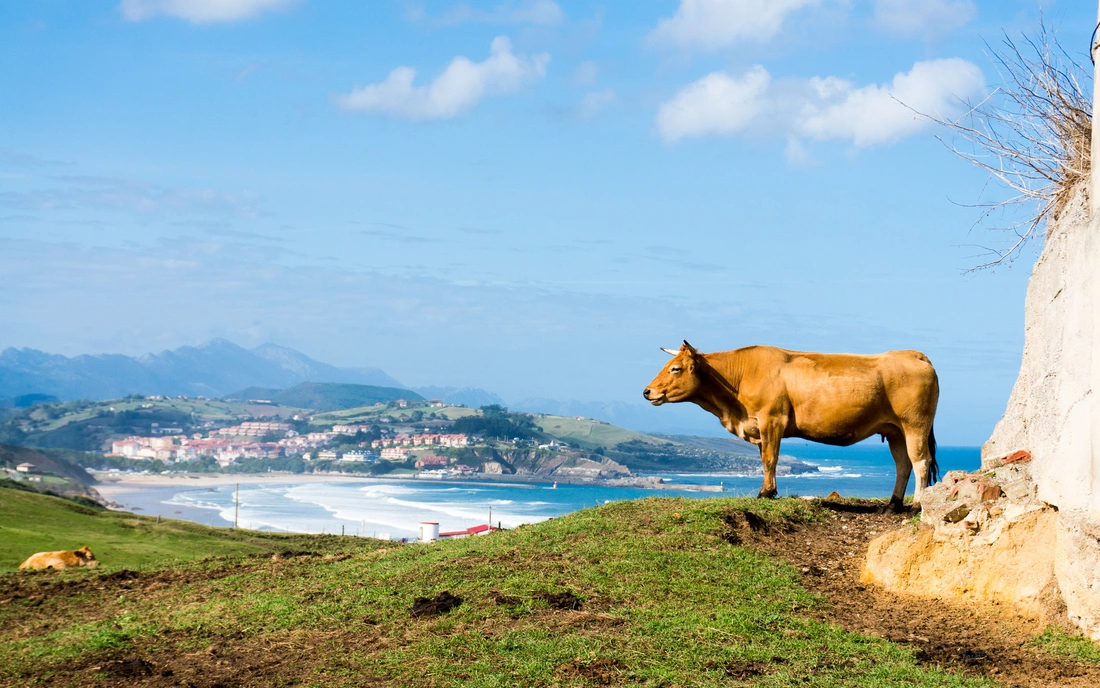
723 658 774 680
738 498 1100 688
555 657 626 685
96 657 153 679
48 629 365 688
536 590 583 611
0 562 250 603
410 591 464 618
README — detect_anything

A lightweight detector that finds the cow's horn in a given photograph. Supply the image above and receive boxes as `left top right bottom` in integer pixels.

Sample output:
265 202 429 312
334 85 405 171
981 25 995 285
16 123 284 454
661 347 678 355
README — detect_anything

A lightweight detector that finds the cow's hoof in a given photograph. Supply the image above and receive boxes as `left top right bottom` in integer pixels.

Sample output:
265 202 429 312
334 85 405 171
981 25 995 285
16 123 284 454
757 489 778 499
883 497 906 514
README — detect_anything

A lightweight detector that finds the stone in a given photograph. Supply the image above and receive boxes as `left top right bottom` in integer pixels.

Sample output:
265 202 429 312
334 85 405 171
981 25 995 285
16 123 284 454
944 505 971 523
978 483 1002 502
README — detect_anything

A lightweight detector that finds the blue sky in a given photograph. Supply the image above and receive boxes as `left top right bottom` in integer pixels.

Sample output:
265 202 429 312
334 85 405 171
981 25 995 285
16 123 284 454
0 0 1093 444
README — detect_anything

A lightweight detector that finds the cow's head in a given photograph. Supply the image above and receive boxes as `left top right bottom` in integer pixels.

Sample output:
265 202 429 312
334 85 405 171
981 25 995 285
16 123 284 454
75 546 98 568
643 341 702 405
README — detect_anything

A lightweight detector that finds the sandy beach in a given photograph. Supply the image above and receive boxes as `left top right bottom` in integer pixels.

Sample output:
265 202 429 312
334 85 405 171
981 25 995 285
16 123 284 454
92 472 389 498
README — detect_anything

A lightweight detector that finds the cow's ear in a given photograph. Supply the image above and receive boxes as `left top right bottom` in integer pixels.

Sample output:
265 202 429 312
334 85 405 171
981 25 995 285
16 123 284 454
681 340 698 356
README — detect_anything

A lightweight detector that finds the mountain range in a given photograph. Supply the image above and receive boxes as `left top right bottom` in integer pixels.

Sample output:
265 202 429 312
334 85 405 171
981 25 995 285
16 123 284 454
0 339 403 401
0 339 730 437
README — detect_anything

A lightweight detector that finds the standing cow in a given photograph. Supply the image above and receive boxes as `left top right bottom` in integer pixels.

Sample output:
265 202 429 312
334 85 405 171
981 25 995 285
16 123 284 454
643 341 939 510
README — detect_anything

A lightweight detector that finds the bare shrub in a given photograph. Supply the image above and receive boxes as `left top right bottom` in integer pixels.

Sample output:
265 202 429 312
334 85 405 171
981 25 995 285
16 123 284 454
930 22 1092 270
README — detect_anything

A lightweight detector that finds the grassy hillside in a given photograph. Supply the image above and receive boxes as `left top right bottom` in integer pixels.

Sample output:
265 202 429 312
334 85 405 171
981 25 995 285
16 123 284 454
0 485 321 572
0 445 94 490
226 382 423 411
318 403 478 424
535 414 662 448
0 494 990 687
0 396 304 453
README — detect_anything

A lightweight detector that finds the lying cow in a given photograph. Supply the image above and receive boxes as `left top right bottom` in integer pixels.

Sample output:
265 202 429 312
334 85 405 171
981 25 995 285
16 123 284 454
19 546 99 571
644 342 939 510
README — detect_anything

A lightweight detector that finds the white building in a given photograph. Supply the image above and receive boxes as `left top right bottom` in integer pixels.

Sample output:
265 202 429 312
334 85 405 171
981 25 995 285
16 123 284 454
340 451 375 462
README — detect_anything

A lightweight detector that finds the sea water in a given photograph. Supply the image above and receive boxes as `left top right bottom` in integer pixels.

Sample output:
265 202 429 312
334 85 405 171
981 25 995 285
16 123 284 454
112 442 980 540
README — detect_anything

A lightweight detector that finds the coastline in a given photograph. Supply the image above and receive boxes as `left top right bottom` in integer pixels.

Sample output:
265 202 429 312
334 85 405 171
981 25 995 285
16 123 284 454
92 472 378 498
91 470 725 499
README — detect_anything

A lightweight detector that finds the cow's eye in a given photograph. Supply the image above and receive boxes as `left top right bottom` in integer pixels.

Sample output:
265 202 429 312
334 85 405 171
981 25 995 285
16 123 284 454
670 366 682 373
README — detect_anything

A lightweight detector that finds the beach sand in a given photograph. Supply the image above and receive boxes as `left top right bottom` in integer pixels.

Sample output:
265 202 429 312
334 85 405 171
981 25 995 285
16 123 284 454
92 472 383 498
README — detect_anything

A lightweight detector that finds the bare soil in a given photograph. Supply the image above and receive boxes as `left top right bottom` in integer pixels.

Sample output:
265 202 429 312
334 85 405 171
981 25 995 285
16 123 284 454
737 498 1100 688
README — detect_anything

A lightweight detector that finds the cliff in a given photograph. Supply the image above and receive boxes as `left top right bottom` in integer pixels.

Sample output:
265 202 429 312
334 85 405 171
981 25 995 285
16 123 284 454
865 182 1100 639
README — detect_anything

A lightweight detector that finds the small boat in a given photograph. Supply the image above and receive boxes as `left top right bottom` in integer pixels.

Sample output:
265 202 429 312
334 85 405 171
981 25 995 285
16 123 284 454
552 482 557 489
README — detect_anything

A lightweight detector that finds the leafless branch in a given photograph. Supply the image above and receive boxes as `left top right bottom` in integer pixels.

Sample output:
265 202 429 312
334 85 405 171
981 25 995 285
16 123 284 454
925 21 1092 271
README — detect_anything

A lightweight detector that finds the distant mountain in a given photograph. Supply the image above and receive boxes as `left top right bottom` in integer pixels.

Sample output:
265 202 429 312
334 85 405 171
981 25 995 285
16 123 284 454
225 382 422 412
0 339 405 402
413 386 506 408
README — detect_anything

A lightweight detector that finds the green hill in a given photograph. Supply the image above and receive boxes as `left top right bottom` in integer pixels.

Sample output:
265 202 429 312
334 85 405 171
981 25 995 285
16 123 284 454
226 382 423 411
0 484 332 572
0 445 93 488
0 396 302 453
535 414 662 448
0 494 993 687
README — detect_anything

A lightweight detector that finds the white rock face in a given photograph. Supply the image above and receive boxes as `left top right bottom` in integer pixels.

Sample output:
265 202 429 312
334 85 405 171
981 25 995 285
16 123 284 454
981 184 1100 637
983 185 1100 513
866 184 1100 638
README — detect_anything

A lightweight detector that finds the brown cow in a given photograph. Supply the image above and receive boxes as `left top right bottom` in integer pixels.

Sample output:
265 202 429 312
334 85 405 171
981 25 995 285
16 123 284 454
643 342 939 510
19 546 99 571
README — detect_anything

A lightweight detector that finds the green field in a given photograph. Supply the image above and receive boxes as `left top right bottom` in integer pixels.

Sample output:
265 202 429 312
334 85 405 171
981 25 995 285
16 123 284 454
314 402 478 424
0 489 996 687
13 397 285 434
535 414 662 448
0 486 319 572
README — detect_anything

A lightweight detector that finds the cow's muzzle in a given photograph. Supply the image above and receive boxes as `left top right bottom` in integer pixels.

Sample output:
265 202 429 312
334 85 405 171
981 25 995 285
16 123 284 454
643 388 666 405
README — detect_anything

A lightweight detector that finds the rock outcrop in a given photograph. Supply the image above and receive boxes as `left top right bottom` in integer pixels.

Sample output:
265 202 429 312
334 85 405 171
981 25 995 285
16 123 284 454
865 183 1100 639
982 185 1100 513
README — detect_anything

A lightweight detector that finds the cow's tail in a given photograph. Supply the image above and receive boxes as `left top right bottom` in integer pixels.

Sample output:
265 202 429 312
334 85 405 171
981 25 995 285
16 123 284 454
925 425 939 487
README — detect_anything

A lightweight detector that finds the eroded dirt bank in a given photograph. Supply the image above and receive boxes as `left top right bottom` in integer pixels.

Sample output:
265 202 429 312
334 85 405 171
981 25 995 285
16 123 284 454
744 499 1100 688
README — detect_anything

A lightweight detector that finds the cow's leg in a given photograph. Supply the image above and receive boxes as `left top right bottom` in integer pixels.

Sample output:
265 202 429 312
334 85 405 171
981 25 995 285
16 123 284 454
757 424 782 499
885 433 912 513
904 427 933 508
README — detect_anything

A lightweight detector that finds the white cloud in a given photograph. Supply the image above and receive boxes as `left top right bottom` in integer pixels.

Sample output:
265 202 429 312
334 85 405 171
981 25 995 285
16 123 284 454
656 65 770 142
336 37 549 120
797 58 984 146
656 59 984 147
647 0 817 51
407 0 564 26
119 0 296 23
873 0 976 37
579 89 617 118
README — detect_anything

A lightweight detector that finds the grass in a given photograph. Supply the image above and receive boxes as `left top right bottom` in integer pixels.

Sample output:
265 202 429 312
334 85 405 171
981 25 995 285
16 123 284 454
0 486 320 572
0 492 996 687
315 404 479 424
535 415 662 449
1034 626 1100 664
18 398 299 433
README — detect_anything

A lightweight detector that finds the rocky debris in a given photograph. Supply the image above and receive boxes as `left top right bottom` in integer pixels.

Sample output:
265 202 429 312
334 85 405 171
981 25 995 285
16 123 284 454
865 462 1068 623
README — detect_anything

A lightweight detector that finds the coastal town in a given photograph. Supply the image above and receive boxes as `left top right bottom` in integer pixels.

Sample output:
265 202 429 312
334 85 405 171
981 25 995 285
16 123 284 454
106 418 483 477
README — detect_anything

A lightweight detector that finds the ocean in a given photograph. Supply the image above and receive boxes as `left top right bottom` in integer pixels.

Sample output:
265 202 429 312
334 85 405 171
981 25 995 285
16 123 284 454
108 442 982 540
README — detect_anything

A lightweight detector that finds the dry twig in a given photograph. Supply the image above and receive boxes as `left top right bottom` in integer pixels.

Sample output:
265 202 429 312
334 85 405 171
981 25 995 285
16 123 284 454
929 22 1092 270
